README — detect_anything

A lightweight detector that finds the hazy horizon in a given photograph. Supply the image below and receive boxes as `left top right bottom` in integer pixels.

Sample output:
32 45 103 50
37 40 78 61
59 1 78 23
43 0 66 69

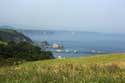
0 24 125 34
0 0 125 33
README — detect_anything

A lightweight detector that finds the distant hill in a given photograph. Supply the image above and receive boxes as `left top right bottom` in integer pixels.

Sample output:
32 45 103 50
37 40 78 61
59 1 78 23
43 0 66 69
0 26 32 43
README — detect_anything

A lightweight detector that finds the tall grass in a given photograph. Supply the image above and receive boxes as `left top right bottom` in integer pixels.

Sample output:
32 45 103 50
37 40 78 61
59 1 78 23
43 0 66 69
0 63 124 83
0 54 125 83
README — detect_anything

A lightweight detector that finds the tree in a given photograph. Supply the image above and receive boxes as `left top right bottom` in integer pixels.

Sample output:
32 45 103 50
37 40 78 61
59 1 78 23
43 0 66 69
0 41 54 61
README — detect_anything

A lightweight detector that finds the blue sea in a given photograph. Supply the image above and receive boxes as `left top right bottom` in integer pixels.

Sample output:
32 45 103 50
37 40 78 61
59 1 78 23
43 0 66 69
19 30 125 58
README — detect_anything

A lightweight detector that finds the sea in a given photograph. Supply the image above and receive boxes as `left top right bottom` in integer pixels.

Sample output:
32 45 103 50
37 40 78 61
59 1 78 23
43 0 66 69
19 29 125 58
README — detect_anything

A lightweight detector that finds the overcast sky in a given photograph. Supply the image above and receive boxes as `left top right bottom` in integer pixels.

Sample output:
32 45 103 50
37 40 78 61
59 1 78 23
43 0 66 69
0 0 125 32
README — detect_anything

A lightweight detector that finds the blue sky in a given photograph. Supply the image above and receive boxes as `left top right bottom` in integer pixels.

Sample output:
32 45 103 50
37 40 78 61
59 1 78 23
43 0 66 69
0 0 125 33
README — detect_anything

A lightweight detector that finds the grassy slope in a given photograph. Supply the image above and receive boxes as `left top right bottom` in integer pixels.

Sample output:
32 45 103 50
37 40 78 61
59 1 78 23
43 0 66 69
0 28 32 43
22 53 125 67
0 53 125 83
0 29 16 35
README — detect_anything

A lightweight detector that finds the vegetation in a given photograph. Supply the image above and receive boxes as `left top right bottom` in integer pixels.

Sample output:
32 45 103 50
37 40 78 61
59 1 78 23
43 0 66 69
0 28 17 35
0 54 124 83
0 40 7 45
0 27 124 83
0 26 32 43
0 28 54 63
0 41 54 62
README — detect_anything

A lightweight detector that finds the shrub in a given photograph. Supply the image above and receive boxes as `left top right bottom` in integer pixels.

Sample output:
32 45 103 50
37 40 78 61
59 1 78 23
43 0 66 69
0 41 54 61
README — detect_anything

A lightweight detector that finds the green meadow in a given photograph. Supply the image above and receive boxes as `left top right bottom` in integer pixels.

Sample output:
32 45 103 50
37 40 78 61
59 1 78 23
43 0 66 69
0 53 125 83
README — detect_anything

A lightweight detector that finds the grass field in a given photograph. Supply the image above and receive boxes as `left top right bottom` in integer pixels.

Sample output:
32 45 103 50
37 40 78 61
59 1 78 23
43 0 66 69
0 53 125 83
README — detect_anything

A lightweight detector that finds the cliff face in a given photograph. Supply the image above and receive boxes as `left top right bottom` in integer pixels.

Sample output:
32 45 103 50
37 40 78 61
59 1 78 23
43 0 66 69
0 28 32 43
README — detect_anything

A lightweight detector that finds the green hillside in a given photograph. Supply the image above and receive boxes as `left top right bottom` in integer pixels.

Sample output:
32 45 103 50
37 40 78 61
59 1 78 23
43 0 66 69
0 29 16 35
0 26 32 43
0 53 125 83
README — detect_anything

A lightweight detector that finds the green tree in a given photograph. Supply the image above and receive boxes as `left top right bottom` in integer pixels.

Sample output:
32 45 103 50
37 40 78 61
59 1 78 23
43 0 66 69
0 41 54 61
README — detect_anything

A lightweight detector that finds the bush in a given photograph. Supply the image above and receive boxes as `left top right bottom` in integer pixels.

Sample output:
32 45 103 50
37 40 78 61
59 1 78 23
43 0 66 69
0 41 54 61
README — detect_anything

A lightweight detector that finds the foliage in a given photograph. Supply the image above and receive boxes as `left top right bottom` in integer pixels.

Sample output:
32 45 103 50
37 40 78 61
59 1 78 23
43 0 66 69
0 40 7 45
0 41 54 61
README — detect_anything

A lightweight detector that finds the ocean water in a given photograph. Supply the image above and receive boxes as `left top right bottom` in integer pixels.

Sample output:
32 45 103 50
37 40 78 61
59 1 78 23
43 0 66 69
19 30 125 58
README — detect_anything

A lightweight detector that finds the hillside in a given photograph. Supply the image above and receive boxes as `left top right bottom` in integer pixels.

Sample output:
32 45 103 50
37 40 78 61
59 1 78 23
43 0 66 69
0 26 32 43
0 53 125 83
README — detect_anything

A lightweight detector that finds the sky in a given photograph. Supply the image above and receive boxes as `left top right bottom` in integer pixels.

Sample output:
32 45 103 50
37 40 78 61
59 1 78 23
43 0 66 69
0 0 125 33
